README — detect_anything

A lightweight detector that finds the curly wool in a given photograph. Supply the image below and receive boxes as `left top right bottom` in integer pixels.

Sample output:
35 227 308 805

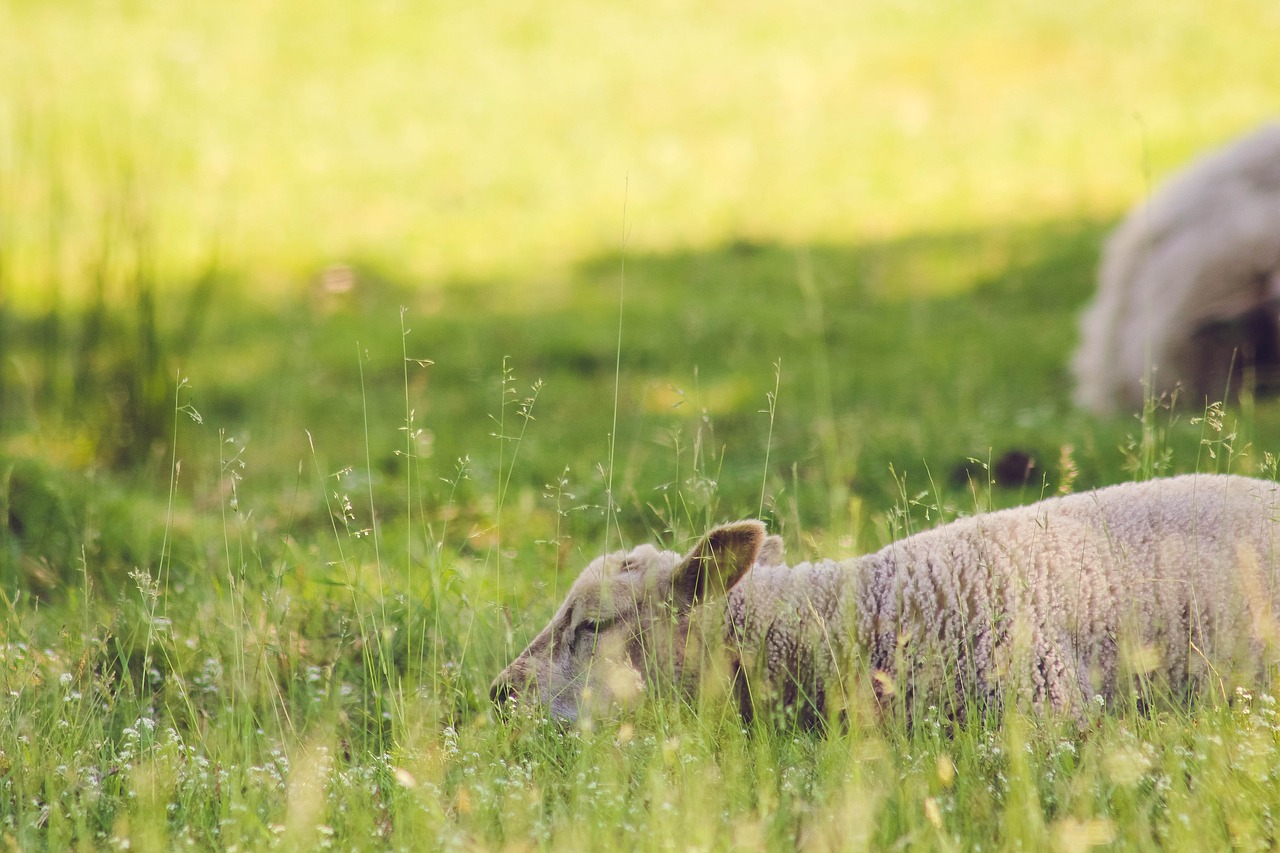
727 474 1280 720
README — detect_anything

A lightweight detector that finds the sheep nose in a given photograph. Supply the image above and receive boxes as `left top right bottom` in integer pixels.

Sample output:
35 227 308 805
490 677 514 708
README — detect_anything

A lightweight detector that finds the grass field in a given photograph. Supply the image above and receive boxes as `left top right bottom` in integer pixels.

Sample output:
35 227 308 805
2 1 1280 849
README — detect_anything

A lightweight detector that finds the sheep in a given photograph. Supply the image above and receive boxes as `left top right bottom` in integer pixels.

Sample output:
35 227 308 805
1073 122 1280 414
491 474 1280 727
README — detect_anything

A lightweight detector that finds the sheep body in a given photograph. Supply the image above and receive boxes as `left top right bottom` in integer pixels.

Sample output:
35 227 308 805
729 474 1280 721
493 474 1280 725
1073 122 1280 412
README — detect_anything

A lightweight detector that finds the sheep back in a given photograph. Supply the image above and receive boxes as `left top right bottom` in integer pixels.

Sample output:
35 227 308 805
726 474 1280 724
859 474 1280 719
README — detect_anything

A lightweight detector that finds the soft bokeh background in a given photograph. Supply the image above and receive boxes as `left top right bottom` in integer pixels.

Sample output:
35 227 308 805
3 0 1274 295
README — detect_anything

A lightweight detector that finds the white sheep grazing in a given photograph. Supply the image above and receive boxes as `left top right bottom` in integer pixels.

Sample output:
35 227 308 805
1073 122 1280 413
492 474 1280 726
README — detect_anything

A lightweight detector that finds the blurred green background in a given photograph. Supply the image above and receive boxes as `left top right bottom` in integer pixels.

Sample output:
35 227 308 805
3 0 1273 292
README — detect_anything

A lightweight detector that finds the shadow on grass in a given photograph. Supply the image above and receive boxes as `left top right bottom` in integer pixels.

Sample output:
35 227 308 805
239 215 1115 524
2 216 1112 585
11 212 1275 606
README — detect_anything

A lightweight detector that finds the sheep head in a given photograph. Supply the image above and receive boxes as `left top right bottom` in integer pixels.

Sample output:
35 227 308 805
490 521 768 723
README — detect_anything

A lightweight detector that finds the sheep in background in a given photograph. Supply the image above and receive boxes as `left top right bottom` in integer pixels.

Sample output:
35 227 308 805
492 474 1280 727
1073 122 1280 414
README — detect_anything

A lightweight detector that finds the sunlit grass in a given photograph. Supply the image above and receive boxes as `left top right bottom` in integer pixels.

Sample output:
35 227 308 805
5 314 1280 847
1 0 1276 302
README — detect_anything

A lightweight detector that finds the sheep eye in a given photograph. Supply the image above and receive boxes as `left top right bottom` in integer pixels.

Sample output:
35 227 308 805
571 618 613 649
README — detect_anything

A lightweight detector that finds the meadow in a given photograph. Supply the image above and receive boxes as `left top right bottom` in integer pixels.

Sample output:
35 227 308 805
2 0 1280 849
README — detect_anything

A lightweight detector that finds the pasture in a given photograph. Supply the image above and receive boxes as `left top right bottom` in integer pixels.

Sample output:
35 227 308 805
2 0 1280 849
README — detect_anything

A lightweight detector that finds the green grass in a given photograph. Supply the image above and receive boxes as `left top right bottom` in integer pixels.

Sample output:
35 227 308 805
2 0 1280 849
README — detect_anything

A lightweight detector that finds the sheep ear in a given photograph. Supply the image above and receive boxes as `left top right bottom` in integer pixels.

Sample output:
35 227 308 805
672 520 766 605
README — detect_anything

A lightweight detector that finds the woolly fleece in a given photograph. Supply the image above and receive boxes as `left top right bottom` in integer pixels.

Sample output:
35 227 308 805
729 474 1280 720
1073 122 1280 412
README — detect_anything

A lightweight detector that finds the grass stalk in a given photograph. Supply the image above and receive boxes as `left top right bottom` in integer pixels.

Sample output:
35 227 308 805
758 358 781 519
356 342 398 742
